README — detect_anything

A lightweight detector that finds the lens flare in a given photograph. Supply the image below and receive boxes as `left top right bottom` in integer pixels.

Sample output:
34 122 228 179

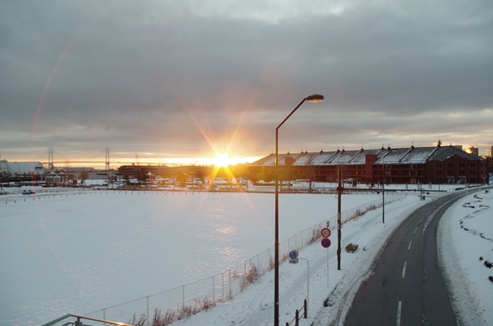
212 152 230 168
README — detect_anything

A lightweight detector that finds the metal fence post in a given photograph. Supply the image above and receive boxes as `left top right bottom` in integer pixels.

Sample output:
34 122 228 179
146 296 150 326
295 309 299 326
257 254 260 272
212 275 215 304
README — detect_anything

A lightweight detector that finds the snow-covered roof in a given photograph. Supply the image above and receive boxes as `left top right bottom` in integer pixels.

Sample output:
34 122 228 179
429 146 484 161
0 161 45 174
250 152 303 166
292 151 320 166
252 145 485 167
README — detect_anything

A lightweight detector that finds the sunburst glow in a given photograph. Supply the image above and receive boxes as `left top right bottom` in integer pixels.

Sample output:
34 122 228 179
212 152 230 168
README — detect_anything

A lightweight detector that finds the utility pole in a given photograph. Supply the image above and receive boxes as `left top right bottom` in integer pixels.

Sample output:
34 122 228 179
105 147 110 171
337 169 342 270
0 151 3 190
48 148 54 170
382 157 385 224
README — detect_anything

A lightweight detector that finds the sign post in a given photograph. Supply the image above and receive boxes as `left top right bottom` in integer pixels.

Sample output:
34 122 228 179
321 228 331 238
289 250 299 264
326 221 329 287
321 225 332 287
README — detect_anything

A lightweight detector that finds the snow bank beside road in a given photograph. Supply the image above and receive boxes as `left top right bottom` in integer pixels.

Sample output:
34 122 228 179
439 189 493 326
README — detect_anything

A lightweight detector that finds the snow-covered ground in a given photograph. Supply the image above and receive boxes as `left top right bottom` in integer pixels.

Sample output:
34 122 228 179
439 188 493 326
173 186 493 326
0 184 491 326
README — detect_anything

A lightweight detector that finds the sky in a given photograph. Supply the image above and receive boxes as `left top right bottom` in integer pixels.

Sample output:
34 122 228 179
1 0 492 166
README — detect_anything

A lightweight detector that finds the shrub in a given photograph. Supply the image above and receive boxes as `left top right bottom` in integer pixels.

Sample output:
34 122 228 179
195 297 215 311
307 228 320 245
245 264 260 284
179 305 194 318
345 243 359 253
128 314 146 326
152 308 176 326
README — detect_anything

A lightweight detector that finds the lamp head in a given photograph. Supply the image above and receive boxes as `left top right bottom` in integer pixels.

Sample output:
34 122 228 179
306 94 324 103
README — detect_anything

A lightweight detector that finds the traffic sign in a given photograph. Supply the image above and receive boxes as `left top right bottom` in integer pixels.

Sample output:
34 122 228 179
321 228 331 238
289 250 299 260
321 238 331 248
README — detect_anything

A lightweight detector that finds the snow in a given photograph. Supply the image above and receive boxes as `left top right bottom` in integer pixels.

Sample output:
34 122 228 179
438 188 493 326
0 184 491 326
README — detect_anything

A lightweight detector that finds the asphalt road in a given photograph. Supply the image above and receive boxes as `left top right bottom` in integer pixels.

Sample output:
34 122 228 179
343 191 467 326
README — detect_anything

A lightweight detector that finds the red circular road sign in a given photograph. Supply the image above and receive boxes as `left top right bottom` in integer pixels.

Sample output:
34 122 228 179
321 238 331 248
321 228 331 238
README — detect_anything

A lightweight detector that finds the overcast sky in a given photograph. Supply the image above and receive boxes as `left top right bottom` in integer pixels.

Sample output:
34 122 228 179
1 0 492 165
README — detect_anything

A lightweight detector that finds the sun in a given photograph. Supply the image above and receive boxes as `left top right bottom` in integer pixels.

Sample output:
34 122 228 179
212 152 230 168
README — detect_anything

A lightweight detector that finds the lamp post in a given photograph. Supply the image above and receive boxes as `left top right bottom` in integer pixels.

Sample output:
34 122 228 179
274 94 323 326
382 157 385 224
297 257 310 316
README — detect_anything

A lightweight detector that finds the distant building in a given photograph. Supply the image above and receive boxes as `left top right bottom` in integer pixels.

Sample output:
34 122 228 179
0 160 45 176
45 172 70 186
489 146 493 157
117 164 211 179
248 143 489 185
466 146 479 156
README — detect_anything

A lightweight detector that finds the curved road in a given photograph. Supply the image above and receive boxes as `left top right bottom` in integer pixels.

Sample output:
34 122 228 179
343 191 467 326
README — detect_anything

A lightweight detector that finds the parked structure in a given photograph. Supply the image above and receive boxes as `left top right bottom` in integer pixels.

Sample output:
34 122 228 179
248 143 489 185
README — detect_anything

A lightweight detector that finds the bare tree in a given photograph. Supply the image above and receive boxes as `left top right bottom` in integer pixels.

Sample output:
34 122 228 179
79 170 89 185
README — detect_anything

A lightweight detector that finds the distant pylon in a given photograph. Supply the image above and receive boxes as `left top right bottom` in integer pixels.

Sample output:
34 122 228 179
48 148 54 169
105 147 110 170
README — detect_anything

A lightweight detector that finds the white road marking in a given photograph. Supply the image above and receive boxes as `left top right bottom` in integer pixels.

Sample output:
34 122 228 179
422 201 449 236
414 227 418 234
397 301 402 326
402 261 407 279
408 240 412 250
422 211 437 235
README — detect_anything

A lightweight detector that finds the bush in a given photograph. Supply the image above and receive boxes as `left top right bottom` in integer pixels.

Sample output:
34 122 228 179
345 243 359 253
152 308 176 326
245 264 260 284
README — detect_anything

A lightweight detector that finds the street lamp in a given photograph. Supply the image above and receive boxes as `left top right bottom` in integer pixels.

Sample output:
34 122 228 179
274 94 324 326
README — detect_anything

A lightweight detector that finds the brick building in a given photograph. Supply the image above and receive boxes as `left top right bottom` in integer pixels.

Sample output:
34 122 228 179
248 143 489 185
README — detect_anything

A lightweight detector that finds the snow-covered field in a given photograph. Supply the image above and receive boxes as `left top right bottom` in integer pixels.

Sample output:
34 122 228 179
0 185 491 326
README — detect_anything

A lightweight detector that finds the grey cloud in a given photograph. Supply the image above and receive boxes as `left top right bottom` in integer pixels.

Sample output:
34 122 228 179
1 0 492 161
